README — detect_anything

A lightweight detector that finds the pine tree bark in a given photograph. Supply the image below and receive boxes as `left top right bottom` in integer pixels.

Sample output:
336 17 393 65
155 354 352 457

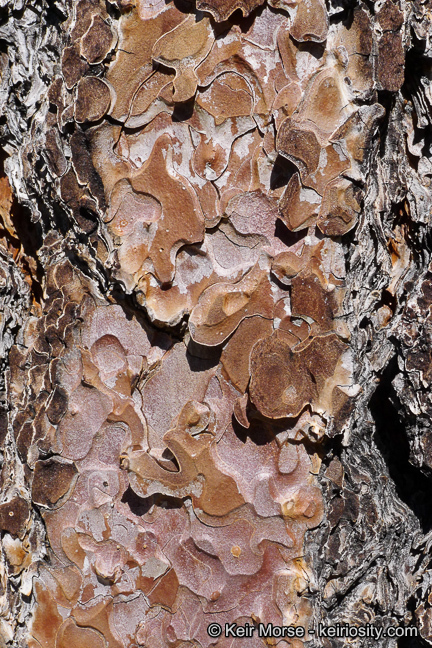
1 0 432 646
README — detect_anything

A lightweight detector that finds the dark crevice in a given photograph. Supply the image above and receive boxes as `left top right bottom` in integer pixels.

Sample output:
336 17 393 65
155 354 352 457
121 486 184 515
187 335 223 362
231 404 309 445
105 1 121 21
379 288 397 314
402 35 431 133
270 155 296 191
63 247 108 293
171 0 196 15
232 414 277 445
392 200 426 261
172 99 195 122
398 591 429 648
398 633 429 647
269 272 290 291
76 206 99 234
52 201 74 237
154 494 184 509
325 558 380 613
327 0 355 26
161 448 180 471
0 155 44 303
121 486 154 516
186 347 220 372
370 356 432 533
275 218 308 248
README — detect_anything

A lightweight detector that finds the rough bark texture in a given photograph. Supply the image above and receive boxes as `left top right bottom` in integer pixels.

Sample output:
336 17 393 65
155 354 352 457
1 0 432 646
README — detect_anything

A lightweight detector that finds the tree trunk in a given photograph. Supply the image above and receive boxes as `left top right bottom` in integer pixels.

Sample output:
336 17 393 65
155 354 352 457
1 0 432 646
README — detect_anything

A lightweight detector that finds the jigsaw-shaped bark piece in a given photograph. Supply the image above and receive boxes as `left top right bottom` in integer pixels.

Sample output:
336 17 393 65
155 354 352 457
277 77 382 235
152 15 214 103
289 0 329 44
213 429 320 544
271 248 308 285
333 6 373 98
0 496 30 538
249 331 315 418
32 459 78 508
304 142 350 196
57 385 113 461
334 104 384 173
293 66 353 144
71 598 123 648
81 304 154 365
80 14 116 64
69 130 106 214
127 70 175 128
195 28 241 84
225 190 287 255
61 45 89 90
29 582 64 647
192 133 229 181
36 564 82 609
250 332 349 419
272 248 338 317
135 249 218 327
272 81 303 130
70 0 108 42
195 72 253 126
75 77 112 123
274 303 311 344
123 401 245 516
106 5 185 122
140 341 214 441
215 129 264 205
291 269 344 335
279 172 321 231
189 258 274 346
196 0 265 23
317 176 361 236
277 122 321 179
221 316 273 392
282 484 323 528
375 1 404 92
129 134 204 284
57 618 106 648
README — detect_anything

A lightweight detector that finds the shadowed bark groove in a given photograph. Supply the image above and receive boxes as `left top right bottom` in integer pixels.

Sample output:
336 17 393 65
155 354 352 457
1 0 432 647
